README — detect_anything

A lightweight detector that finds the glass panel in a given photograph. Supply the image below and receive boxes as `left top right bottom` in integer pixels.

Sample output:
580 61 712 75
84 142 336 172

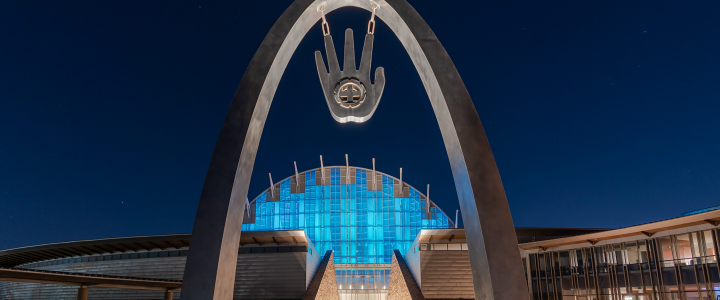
432 244 447 250
676 233 694 266
638 240 648 263
661 266 678 293
680 265 698 290
242 168 455 295
704 230 717 263
658 237 674 267
708 263 720 283
596 247 607 265
575 249 583 267
626 242 639 264
530 254 538 273
614 243 624 265
691 232 702 259
559 251 571 267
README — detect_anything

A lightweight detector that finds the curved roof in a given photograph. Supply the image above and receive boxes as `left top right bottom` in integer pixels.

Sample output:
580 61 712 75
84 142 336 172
519 209 720 250
0 234 190 268
248 165 455 227
0 231 311 268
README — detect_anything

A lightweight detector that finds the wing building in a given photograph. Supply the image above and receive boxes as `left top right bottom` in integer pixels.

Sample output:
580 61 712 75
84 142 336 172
2 165 719 300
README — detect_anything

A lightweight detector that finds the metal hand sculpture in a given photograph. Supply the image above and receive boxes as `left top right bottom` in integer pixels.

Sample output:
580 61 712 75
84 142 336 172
315 29 385 123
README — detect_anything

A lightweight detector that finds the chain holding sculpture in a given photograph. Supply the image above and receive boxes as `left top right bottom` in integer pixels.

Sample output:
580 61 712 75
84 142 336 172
315 3 385 123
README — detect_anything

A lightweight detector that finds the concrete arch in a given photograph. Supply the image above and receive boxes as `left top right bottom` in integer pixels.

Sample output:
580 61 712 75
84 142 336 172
181 1 527 299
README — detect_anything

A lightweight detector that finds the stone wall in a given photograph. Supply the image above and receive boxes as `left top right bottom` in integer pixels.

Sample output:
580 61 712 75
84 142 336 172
302 251 339 300
388 250 424 300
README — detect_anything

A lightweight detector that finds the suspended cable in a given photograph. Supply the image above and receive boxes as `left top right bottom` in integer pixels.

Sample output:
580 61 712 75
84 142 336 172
367 1 380 34
318 5 330 36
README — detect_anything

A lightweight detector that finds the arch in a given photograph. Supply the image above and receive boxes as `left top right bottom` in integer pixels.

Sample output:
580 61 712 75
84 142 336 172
180 1 527 299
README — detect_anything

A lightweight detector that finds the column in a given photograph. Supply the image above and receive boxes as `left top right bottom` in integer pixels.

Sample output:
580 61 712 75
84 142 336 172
164 289 173 300
76 285 88 300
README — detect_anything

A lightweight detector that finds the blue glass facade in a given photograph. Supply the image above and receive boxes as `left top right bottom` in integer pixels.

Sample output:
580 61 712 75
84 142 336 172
682 205 720 216
241 167 453 265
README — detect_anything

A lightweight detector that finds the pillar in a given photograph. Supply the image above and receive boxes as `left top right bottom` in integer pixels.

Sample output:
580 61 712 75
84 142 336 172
76 286 88 300
164 289 173 300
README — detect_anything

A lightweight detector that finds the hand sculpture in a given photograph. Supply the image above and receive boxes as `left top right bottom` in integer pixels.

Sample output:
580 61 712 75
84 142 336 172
315 28 385 123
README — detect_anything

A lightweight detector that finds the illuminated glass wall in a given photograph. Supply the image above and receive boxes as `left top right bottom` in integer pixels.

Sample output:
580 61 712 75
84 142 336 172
242 167 453 264
242 166 452 297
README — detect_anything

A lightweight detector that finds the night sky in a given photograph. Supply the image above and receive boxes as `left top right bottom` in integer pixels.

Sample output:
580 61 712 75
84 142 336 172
1 1 719 251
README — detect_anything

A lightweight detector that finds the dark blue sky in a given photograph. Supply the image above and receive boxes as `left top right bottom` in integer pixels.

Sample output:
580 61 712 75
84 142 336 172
1 1 719 251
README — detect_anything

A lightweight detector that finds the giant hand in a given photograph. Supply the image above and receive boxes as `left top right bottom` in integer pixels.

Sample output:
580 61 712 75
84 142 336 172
315 28 385 123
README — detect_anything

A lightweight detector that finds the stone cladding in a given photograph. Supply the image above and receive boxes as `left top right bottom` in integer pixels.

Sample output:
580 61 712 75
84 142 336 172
388 250 425 300
302 251 339 300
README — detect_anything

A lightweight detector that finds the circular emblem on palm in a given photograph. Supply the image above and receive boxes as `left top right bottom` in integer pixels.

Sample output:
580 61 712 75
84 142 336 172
334 80 366 108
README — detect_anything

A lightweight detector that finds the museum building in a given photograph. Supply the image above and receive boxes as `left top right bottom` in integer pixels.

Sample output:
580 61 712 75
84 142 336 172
1 165 720 300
